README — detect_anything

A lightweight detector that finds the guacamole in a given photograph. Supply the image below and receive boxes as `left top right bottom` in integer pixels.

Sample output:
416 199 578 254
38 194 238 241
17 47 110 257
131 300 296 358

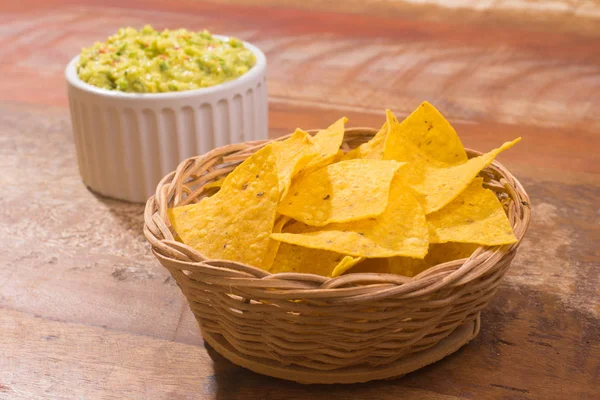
77 25 256 93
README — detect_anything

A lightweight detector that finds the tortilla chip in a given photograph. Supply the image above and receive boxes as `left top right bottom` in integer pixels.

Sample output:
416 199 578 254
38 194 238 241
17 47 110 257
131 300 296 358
383 129 435 167
304 117 347 171
278 159 403 226
347 257 430 277
384 103 467 166
272 179 428 258
332 150 346 163
169 145 279 267
387 256 431 277
169 106 521 278
203 177 225 190
347 242 481 276
348 241 481 276
416 138 521 214
345 257 389 274
390 138 521 214
269 243 361 277
341 121 388 161
261 215 290 270
425 242 480 266
331 256 364 277
427 178 517 245
271 129 320 199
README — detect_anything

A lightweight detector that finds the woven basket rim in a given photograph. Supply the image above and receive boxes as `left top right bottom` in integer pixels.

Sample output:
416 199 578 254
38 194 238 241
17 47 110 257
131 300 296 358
143 127 531 299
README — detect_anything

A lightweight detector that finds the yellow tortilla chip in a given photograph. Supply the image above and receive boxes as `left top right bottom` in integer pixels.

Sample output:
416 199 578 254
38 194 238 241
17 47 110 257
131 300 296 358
169 106 520 279
331 256 364 277
169 145 279 267
332 150 345 163
390 138 520 214
304 117 347 171
278 159 403 227
425 242 480 266
383 130 435 167
271 129 320 199
269 243 361 277
272 179 428 258
203 177 225 190
347 241 481 276
345 257 388 274
415 139 520 214
342 121 388 161
427 178 517 245
261 215 290 270
347 257 430 277
387 257 430 277
384 103 467 166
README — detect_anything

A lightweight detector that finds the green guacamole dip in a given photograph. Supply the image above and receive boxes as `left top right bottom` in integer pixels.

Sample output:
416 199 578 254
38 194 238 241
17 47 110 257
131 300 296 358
77 25 257 93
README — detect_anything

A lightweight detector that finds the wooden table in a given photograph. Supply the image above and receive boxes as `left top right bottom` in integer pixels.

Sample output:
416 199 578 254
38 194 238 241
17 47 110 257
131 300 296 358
1 1 599 398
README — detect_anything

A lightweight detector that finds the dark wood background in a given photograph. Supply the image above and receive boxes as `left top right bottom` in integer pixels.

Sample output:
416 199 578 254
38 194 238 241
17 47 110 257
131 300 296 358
0 0 598 398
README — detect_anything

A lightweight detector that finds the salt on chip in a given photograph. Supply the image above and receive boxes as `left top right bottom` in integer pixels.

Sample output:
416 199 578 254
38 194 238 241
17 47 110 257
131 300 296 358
168 145 279 267
269 243 361 277
341 121 388 161
278 159 403 227
384 103 467 166
271 129 320 199
427 178 517 245
303 117 347 171
272 179 429 258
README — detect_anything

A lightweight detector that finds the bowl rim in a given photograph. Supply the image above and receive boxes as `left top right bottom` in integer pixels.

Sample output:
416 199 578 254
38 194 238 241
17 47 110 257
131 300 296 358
65 34 267 99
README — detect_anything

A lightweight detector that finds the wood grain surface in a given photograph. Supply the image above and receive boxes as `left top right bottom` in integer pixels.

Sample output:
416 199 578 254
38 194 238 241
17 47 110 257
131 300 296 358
1 0 599 399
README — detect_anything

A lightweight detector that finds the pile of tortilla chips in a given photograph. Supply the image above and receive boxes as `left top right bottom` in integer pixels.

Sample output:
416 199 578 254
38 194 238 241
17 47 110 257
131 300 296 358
169 102 520 278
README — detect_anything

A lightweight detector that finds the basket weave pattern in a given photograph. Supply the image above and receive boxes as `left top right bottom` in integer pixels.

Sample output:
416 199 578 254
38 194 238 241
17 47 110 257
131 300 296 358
144 128 530 374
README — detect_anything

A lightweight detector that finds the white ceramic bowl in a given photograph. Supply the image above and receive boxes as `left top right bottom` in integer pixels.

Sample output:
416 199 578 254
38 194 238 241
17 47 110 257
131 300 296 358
65 37 267 203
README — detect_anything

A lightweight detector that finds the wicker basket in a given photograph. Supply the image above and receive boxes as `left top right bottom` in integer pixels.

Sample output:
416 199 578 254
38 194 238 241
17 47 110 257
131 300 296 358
143 128 531 384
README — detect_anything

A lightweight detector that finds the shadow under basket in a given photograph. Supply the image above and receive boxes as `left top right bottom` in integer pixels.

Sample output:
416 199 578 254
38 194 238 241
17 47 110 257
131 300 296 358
143 128 531 384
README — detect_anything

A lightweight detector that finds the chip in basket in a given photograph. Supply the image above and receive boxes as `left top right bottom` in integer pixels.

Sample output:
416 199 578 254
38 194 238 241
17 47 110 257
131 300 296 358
168 103 521 278
399 138 521 214
427 177 517 245
303 117 347 172
341 121 388 160
269 242 361 277
169 144 279 267
261 215 290 270
384 102 468 165
425 242 481 266
270 128 320 199
278 159 403 226
348 256 430 277
272 178 429 258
